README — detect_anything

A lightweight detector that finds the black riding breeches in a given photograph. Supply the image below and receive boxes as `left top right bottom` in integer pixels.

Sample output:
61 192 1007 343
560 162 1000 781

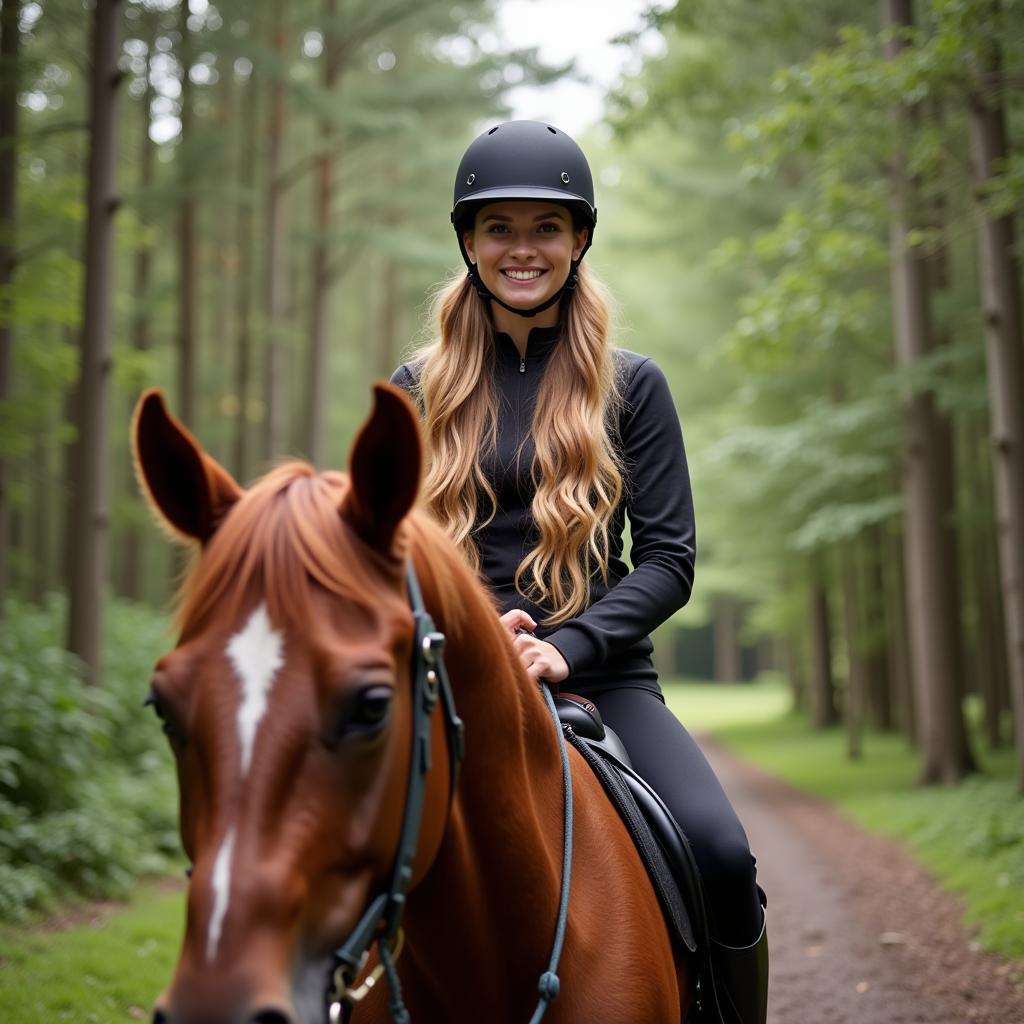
582 686 764 947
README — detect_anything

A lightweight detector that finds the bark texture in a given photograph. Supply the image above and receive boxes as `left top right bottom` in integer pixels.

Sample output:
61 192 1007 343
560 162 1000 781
305 0 339 467
67 0 123 684
0 0 20 617
714 596 742 683
808 576 839 728
178 0 196 429
967 0 1024 789
882 0 975 782
263 5 289 461
120 34 155 601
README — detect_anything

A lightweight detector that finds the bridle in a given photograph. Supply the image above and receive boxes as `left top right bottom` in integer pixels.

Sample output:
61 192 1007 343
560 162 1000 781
325 561 575 1024
327 561 464 1023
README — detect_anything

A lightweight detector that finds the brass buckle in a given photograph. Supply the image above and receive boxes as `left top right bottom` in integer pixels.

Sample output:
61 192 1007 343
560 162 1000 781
328 930 405 1021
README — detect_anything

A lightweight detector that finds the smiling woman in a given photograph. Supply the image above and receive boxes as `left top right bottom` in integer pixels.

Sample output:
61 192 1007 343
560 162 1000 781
390 119 769 1023
464 203 589 322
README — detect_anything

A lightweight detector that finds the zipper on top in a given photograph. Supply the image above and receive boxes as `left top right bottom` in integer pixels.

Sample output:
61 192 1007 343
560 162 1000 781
519 356 526 374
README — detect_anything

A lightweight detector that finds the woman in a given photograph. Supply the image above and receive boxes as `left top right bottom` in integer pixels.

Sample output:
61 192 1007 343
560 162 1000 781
391 119 768 1023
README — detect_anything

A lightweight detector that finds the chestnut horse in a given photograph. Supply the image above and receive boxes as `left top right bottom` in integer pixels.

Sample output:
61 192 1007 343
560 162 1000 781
133 383 689 1024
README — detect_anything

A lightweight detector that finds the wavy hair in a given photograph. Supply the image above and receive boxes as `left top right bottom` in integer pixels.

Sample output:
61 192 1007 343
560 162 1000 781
410 262 624 626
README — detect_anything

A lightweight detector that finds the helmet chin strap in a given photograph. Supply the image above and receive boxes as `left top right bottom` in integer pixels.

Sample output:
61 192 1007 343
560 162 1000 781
466 263 579 319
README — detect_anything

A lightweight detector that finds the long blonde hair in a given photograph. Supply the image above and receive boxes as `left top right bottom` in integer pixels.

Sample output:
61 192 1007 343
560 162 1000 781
411 262 624 626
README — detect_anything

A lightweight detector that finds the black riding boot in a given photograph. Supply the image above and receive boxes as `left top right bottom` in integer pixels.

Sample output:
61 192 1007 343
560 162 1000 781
708 911 769 1024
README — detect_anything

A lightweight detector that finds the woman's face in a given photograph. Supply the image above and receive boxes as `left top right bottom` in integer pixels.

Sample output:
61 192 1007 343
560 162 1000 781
463 200 589 311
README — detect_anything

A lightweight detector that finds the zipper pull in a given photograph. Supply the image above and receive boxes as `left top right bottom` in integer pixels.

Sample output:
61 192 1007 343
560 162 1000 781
519 356 526 374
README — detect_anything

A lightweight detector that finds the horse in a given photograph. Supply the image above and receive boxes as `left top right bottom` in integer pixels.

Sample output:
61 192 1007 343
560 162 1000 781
133 382 690 1024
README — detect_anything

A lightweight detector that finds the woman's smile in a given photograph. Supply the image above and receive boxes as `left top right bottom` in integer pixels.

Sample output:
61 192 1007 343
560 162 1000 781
501 267 548 283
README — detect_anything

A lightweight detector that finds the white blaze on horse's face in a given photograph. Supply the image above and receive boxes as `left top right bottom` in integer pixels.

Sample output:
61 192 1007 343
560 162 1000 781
203 603 285 963
227 602 285 776
206 828 236 962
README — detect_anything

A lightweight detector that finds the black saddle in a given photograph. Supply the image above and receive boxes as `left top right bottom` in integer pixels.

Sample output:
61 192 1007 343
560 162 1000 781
554 693 718 1019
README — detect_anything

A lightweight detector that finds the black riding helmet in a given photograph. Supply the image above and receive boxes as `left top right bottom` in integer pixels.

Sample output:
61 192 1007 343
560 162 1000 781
451 120 597 319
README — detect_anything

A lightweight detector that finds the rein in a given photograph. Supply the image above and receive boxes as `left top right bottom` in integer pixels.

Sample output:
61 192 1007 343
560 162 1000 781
326 561 575 1024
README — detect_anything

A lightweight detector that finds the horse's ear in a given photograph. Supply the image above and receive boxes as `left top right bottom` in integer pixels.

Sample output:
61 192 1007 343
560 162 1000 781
131 388 243 545
341 382 422 552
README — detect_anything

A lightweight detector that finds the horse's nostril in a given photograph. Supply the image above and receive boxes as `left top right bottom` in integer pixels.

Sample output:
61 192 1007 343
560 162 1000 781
250 1011 294 1024
152 1011 169 1024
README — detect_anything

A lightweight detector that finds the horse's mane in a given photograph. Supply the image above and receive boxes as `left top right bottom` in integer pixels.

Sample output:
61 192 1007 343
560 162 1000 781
174 462 472 642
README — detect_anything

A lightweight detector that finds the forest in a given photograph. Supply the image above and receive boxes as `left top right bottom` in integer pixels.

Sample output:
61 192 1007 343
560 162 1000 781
1 0 1024 924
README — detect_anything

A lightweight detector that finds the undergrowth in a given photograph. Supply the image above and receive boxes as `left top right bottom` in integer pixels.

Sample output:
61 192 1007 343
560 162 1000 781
0 595 180 920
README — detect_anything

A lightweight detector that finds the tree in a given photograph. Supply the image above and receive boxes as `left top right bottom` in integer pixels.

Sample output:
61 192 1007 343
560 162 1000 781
66 0 124 684
177 0 197 429
882 0 975 783
262 2 288 461
304 0 339 468
964 0 1024 790
0 0 21 618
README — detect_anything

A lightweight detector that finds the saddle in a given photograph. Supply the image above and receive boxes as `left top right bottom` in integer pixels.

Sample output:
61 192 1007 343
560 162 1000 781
554 693 718 1020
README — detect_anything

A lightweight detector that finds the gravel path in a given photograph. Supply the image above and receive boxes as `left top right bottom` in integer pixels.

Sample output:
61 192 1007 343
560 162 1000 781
698 734 1024 1024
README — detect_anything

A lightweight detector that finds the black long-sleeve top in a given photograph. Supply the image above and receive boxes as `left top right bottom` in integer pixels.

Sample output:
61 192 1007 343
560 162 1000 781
390 322 695 694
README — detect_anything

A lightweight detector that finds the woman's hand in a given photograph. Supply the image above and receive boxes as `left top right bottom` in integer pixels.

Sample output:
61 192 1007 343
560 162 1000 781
498 608 536 638
498 610 569 684
514 635 569 683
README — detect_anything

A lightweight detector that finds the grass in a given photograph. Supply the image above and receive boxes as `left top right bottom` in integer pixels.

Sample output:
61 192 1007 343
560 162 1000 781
664 678 1024 959
0 882 184 1021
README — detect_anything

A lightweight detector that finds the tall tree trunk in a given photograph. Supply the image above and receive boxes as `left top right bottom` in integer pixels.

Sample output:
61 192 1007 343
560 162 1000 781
305 0 339 467
840 540 866 759
67 0 123 684
0 0 20 617
924 105 968 710
234 66 258 482
785 634 806 711
713 596 742 683
882 0 975 782
264 5 289 460
808 567 839 728
376 253 400 379
965 411 1008 746
864 522 893 730
120 35 155 602
967 0 1024 790
885 521 916 744
178 0 196 429
30 404 52 603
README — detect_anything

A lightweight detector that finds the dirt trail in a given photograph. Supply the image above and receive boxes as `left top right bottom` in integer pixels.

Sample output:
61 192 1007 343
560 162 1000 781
698 735 1024 1024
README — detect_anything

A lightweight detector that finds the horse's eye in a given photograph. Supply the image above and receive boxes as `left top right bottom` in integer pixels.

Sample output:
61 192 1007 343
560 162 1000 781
145 687 184 745
144 688 165 719
344 685 393 736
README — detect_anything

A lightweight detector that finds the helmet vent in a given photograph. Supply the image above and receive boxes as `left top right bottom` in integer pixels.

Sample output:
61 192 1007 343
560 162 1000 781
488 126 499 135
561 172 570 183
547 126 557 134
466 173 475 185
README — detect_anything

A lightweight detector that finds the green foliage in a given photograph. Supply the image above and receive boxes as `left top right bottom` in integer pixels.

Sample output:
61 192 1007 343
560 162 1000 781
0 598 178 920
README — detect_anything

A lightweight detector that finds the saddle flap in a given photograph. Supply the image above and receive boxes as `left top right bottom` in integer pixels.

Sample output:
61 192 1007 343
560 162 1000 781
564 728 707 957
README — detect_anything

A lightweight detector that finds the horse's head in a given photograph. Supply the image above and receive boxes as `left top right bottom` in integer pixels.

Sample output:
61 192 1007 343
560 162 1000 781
134 385 450 1024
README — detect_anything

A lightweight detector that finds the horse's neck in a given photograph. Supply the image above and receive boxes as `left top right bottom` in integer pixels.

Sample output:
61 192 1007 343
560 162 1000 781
405 607 567 1009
